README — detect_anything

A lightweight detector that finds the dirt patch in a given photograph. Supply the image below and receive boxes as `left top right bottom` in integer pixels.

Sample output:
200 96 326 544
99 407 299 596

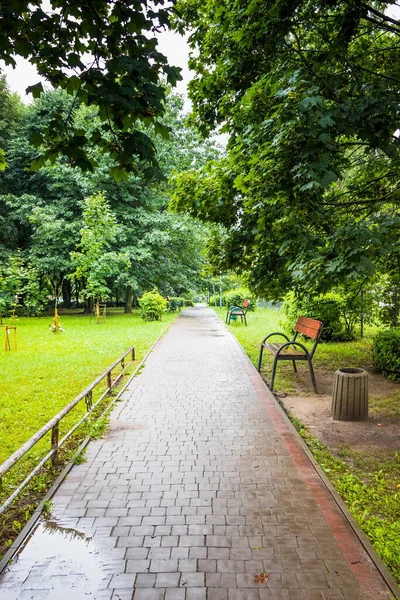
277 367 400 454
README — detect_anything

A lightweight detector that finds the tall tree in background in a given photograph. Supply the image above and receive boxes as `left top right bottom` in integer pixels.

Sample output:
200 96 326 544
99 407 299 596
172 0 400 299
0 83 220 313
70 192 128 307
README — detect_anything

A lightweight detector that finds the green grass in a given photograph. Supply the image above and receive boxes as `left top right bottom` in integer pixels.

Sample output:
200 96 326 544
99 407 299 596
215 306 400 585
0 309 176 463
370 391 400 418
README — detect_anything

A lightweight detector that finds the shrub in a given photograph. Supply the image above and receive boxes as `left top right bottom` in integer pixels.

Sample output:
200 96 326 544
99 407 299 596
167 297 185 312
373 329 400 381
282 292 355 341
184 299 194 307
139 290 167 321
222 287 257 311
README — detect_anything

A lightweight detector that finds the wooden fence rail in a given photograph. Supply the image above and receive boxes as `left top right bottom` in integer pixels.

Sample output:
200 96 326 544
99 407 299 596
0 346 135 515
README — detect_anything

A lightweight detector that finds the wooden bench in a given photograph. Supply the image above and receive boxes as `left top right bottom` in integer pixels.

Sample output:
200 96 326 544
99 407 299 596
226 299 251 326
257 316 323 393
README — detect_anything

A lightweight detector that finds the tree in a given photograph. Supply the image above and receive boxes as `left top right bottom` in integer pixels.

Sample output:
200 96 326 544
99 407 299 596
0 85 221 310
70 192 128 305
0 0 181 177
0 75 23 169
0 251 25 316
172 0 400 299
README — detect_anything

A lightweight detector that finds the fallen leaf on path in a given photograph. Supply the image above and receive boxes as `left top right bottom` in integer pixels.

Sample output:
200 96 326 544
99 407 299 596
254 573 270 584
377 423 382 427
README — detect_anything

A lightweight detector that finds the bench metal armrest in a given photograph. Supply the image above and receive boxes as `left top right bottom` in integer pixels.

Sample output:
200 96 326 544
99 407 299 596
275 341 310 357
261 332 291 345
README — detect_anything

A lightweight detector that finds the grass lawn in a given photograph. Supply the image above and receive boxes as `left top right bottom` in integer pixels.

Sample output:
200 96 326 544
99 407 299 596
214 305 400 585
0 309 177 464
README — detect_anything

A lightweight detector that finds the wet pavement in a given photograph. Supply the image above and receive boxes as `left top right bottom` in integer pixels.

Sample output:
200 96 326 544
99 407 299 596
0 306 399 600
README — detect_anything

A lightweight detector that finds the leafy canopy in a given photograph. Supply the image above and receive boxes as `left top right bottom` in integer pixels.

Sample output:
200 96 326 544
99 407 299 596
0 0 181 177
0 83 221 308
172 0 400 299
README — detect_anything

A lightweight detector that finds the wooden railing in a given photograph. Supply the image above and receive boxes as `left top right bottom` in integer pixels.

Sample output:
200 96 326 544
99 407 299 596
0 346 135 515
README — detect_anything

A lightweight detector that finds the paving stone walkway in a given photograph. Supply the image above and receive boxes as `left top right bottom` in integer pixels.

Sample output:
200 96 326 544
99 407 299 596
0 306 398 600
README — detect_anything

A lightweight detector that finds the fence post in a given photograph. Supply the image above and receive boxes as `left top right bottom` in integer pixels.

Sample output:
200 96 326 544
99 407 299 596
85 390 93 412
51 424 59 465
131 347 135 361
107 371 112 391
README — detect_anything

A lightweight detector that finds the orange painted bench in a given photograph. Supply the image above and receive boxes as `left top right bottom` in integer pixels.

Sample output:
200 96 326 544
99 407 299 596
257 316 323 393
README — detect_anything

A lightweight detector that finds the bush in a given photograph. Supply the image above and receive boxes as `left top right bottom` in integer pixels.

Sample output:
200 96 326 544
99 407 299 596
184 299 194 307
222 288 257 311
282 292 355 341
167 297 185 312
373 329 400 381
139 290 168 321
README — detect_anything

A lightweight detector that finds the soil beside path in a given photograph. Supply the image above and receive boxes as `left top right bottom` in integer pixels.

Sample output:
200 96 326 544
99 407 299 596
277 367 400 454
0 306 398 600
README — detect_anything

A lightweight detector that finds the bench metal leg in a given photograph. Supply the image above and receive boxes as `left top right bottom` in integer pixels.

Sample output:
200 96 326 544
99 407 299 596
292 360 297 374
243 313 247 326
257 345 264 371
269 354 280 391
308 358 318 394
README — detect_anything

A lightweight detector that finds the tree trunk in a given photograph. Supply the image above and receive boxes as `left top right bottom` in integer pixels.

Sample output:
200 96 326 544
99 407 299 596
83 297 93 314
393 285 399 327
332 368 368 421
62 279 72 309
124 286 133 314
74 278 80 308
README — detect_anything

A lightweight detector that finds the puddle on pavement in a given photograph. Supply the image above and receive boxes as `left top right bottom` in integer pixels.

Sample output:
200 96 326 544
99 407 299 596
108 419 145 431
1 519 105 598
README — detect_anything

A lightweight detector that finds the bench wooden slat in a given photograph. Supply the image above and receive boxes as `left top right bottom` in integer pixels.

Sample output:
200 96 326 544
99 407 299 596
263 343 303 357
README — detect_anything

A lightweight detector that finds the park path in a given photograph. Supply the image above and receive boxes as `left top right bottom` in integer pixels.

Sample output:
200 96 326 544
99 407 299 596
0 306 398 600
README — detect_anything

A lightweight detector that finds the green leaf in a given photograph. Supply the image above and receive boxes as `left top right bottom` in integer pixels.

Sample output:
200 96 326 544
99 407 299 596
109 166 129 182
26 82 44 99
318 115 335 128
29 133 44 146
30 155 47 171
65 76 81 94
154 121 171 140
14 39 32 58
321 171 338 187
67 53 84 69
